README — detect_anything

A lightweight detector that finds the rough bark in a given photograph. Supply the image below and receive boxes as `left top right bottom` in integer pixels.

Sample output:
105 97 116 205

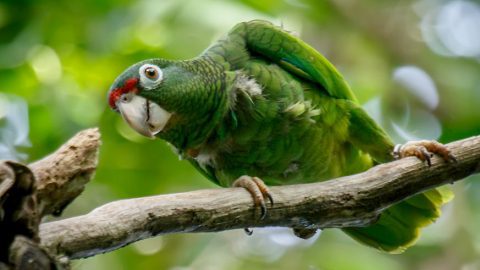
39 136 480 259
30 128 100 217
0 128 100 269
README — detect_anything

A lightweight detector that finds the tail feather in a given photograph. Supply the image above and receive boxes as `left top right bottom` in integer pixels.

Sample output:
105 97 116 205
342 187 453 253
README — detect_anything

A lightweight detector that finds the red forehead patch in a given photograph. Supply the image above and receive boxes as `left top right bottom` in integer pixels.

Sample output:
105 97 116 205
108 78 139 109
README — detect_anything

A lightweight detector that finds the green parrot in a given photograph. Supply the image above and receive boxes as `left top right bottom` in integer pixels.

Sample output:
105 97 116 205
108 20 455 253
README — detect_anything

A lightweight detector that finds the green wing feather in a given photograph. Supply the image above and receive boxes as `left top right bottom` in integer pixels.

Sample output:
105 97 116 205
231 20 357 102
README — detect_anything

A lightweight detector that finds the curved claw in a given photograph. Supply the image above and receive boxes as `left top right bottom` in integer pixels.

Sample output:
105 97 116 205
420 147 432 167
266 193 274 207
448 153 458 163
259 201 267 220
252 176 274 208
244 228 253 236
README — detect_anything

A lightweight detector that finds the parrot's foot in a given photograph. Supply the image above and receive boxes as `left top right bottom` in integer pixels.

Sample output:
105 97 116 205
233 175 274 220
292 227 318 239
393 140 457 166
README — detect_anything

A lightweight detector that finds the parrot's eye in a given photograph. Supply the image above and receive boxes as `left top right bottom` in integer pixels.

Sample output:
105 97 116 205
145 67 158 79
139 64 163 90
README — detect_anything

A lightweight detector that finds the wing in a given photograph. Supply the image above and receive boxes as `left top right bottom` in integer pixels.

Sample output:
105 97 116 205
205 20 357 103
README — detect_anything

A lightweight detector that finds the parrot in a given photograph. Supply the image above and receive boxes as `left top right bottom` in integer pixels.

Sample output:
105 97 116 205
107 20 455 253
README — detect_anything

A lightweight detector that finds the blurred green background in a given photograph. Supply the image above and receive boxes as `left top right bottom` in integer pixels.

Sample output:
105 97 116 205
1 0 480 269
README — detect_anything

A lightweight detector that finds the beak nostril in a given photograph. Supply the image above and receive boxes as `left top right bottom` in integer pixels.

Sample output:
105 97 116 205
120 94 132 103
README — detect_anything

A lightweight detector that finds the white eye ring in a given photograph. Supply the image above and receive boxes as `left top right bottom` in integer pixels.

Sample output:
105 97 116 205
139 64 163 90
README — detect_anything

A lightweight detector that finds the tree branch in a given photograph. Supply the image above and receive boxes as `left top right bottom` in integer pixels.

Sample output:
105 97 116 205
31 128 100 217
39 136 480 259
0 128 100 268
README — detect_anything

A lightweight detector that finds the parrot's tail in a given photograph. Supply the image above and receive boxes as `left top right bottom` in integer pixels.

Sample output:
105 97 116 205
341 186 453 253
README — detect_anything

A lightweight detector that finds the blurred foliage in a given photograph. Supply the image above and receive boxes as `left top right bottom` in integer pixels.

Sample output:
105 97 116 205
1 0 480 269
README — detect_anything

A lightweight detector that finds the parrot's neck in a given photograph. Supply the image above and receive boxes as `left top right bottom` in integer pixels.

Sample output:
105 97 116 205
155 58 236 155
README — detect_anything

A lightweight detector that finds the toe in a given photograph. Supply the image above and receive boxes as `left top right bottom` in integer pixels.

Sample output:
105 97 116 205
423 140 455 162
418 147 432 166
233 175 273 220
252 177 274 207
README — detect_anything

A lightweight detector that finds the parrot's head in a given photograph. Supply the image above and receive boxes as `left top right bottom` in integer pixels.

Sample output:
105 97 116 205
108 59 175 138
109 58 226 148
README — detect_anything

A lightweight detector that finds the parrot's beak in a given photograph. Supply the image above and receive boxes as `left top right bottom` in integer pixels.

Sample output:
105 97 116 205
116 94 171 138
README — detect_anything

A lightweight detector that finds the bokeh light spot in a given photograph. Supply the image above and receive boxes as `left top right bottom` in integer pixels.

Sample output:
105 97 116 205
393 65 439 110
28 45 62 84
